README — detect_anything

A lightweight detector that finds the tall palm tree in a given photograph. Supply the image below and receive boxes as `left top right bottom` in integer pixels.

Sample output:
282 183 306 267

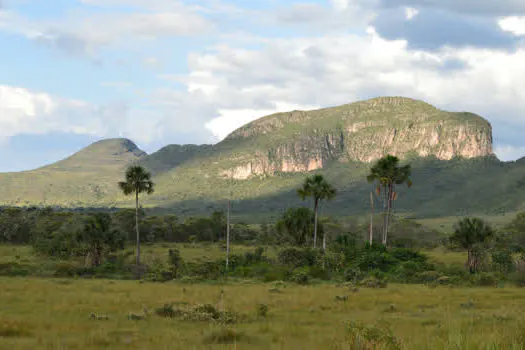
367 155 412 246
118 165 154 265
297 174 336 250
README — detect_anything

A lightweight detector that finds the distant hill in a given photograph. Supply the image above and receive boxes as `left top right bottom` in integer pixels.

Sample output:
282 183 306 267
0 96 523 221
0 138 146 207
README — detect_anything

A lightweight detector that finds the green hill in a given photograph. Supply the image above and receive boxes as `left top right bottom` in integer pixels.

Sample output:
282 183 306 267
0 96 523 221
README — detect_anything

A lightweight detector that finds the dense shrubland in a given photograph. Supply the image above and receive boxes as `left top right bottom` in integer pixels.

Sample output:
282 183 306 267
2 205 525 287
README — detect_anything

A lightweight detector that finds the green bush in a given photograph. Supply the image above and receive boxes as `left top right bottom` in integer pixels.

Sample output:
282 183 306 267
344 267 363 283
0 262 31 277
470 272 503 287
306 265 331 280
256 304 269 318
510 271 525 287
359 276 388 288
278 248 318 267
416 270 441 283
492 249 515 273
291 271 309 285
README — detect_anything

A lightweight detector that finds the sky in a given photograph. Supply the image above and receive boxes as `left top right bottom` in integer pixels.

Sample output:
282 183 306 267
1 0 525 171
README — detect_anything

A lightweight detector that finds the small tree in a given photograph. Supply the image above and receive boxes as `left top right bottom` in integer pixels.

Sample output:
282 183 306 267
297 174 336 249
276 207 316 246
367 155 412 246
79 213 125 267
118 165 154 265
450 217 494 273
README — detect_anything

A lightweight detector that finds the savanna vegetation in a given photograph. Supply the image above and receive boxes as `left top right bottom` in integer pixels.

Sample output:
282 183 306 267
2 155 525 349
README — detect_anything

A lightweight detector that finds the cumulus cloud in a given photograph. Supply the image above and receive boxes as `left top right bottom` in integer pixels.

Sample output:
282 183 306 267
374 0 525 16
0 2 212 56
270 2 375 31
405 7 419 20
373 8 517 50
0 85 104 139
3 0 525 163
499 16 525 35
171 29 525 161
0 85 171 145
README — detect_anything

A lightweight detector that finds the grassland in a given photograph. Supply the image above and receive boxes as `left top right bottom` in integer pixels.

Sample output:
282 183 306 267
8 244 525 349
3 277 525 349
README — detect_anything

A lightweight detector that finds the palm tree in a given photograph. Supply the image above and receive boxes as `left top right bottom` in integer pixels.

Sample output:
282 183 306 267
118 165 154 265
367 155 412 246
297 174 336 250
450 217 494 273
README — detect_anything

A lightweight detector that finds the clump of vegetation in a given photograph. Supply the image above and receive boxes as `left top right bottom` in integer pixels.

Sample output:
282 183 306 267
346 321 402 350
0 320 32 337
256 304 269 318
383 304 398 313
460 300 475 309
152 303 241 324
127 308 149 320
359 277 388 289
291 271 309 285
203 328 246 344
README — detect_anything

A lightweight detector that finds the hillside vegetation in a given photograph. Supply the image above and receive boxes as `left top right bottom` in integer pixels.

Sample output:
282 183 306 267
0 96 522 220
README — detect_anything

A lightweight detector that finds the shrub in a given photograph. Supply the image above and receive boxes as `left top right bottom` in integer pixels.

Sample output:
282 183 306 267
359 276 387 288
308 265 331 280
344 267 363 283
510 271 525 287
168 248 184 278
416 271 441 283
0 262 30 277
256 304 269 318
470 272 502 287
291 271 309 285
346 321 401 350
0 320 32 337
278 248 318 267
203 328 245 344
492 249 515 274
390 248 428 264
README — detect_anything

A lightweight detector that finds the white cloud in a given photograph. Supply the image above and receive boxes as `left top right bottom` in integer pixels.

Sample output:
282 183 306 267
375 0 525 16
3 0 525 163
499 16 525 35
0 85 102 138
0 85 165 145
0 3 212 55
158 28 525 162
494 145 525 161
405 7 419 20
205 102 321 140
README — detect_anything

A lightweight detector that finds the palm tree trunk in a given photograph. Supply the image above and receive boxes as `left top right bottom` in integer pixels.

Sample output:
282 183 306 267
369 191 374 246
135 191 140 266
226 198 231 271
322 223 326 251
382 186 388 245
384 183 393 246
313 199 319 249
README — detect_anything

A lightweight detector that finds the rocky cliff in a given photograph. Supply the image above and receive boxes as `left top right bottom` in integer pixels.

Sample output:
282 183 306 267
219 97 493 179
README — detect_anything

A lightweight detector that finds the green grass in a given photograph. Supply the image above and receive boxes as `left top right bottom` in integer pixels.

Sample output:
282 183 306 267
2 278 525 349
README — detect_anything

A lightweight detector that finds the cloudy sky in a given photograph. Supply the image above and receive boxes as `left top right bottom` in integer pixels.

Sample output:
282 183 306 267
1 0 525 171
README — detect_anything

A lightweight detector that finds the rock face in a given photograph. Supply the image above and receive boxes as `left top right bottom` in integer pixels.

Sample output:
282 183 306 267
219 97 493 179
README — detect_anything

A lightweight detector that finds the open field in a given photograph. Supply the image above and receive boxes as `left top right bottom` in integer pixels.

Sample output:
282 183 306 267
2 278 525 349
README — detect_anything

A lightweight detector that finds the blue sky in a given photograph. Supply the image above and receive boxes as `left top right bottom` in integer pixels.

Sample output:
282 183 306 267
1 0 525 171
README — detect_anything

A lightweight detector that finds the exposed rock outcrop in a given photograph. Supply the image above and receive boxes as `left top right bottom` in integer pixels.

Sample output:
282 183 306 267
220 97 493 179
